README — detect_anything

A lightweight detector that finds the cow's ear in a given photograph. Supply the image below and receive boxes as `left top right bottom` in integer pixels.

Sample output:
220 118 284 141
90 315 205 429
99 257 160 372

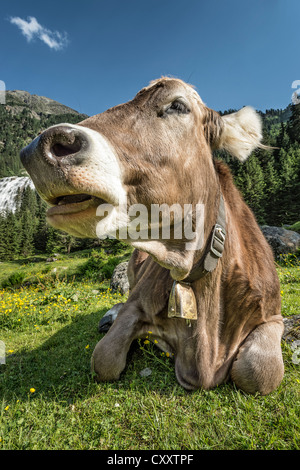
203 108 224 151
204 106 263 162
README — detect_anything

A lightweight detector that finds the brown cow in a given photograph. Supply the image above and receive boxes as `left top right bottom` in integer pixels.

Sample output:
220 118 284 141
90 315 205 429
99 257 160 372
20 77 284 394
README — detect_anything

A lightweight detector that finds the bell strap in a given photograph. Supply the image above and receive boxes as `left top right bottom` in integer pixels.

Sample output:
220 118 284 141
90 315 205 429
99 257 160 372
183 193 226 283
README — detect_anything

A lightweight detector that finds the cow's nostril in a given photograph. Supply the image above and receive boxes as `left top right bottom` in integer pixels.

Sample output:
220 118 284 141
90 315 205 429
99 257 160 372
51 138 82 158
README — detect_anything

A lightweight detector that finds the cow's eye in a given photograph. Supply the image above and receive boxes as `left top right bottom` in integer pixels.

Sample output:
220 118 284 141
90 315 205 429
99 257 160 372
166 100 190 115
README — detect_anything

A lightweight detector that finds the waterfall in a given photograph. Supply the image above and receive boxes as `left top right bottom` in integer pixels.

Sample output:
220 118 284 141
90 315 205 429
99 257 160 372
0 176 35 214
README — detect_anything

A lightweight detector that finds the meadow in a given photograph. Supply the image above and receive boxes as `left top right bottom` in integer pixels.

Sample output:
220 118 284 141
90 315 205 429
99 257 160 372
0 250 299 450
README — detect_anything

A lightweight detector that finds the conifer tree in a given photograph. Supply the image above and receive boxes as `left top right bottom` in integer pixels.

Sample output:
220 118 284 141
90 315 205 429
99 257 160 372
0 213 8 260
263 156 280 225
4 212 20 259
19 210 35 256
234 155 266 223
287 103 300 143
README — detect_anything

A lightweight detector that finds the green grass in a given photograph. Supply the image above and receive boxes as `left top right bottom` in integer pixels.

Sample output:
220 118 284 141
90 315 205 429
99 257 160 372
289 221 300 233
0 251 299 450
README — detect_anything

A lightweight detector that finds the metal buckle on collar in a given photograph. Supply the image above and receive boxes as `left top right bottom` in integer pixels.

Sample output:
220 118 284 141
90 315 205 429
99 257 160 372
210 224 226 258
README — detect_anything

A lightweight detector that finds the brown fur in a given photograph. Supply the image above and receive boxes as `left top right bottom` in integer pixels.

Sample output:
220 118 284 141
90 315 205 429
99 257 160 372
90 80 283 393
94 159 283 392
21 77 284 394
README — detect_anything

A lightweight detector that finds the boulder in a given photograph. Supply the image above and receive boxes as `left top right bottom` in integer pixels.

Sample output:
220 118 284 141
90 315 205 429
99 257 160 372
282 314 300 344
98 303 125 333
260 226 300 259
110 261 130 295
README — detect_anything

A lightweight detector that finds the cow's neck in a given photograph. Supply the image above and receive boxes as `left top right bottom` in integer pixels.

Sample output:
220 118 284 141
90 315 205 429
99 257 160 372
167 188 226 322
131 179 225 282
183 191 226 283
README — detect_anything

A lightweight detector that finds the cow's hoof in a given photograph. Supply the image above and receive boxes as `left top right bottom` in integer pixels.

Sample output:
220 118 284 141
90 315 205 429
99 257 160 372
98 303 124 333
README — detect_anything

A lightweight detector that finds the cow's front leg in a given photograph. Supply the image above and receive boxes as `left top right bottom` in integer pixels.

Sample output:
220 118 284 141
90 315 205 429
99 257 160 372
231 321 284 395
92 303 141 382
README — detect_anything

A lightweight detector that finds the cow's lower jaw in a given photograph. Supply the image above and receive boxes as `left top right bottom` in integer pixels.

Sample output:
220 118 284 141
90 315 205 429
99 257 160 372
47 194 105 217
46 198 106 238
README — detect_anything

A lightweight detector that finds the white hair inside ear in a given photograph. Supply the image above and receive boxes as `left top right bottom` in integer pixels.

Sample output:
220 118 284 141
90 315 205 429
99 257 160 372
219 107 263 161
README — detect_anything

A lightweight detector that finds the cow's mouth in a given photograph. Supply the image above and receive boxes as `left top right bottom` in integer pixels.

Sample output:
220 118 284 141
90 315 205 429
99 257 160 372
47 194 106 216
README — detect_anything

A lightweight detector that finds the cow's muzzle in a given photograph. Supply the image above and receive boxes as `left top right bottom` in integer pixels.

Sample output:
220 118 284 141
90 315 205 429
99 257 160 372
20 125 89 170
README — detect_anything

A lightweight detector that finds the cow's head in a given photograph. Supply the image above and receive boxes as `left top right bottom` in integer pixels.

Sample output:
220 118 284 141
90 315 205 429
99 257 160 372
21 78 263 279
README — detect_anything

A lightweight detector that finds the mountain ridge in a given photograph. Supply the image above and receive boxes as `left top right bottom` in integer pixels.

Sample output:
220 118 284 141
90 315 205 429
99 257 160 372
5 90 88 119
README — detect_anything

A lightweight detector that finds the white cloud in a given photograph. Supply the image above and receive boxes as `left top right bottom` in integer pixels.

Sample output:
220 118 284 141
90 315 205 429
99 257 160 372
10 16 69 50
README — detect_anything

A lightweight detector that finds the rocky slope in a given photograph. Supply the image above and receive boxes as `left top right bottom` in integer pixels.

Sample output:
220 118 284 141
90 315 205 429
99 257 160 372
5 90 87 119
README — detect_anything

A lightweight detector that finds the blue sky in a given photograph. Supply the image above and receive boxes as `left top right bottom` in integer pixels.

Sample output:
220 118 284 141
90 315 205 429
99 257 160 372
1 0 299 116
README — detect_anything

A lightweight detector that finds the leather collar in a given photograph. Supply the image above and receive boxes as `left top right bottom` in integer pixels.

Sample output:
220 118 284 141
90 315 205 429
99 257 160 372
168 193 226 322
183 193 226 283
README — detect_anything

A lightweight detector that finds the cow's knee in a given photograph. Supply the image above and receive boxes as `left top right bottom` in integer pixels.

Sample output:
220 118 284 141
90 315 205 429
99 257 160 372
92 302 142 382
92 337 127 382
231 321 284 395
